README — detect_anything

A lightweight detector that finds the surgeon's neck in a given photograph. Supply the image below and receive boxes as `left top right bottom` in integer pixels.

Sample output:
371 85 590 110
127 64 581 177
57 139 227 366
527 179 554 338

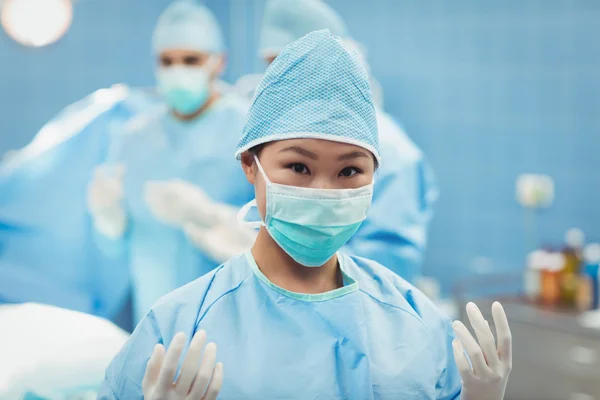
251 228 343 294
171 91 221 122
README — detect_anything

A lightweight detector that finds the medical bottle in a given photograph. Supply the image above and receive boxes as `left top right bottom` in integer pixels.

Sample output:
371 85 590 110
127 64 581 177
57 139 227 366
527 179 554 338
524 250 545 303
579 244 600 310
561 228 584 307
541 252 563 307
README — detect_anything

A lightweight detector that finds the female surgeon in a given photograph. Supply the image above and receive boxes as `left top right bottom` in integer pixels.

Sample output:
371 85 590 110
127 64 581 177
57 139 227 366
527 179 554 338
99 30 512 400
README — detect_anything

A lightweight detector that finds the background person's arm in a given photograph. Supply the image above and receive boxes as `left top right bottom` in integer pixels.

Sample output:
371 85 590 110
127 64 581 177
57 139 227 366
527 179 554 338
343 155 437 283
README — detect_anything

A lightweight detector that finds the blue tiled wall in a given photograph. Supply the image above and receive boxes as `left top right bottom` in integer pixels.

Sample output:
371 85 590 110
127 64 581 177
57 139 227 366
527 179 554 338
322 0 600 290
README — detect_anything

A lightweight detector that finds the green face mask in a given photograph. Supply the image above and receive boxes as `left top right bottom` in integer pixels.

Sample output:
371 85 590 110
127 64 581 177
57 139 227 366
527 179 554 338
238 156 373 267
157 65 210 115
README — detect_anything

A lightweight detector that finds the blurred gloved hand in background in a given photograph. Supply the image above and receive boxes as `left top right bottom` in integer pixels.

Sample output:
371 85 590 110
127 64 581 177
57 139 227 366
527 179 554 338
87 164 127 239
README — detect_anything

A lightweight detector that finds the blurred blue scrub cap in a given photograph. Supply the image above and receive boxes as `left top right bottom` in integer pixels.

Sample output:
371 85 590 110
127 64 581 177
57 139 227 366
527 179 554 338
259 0 349 57
152 0 224 54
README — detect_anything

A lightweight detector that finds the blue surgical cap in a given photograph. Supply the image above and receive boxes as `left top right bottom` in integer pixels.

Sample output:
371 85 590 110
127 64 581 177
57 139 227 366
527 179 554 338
152 0 224 55
235 30 380 162
259 0 349 57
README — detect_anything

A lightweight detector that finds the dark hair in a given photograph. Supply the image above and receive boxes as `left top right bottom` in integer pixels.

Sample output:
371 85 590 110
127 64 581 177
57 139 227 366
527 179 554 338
249 143 266 158
248 143 379 170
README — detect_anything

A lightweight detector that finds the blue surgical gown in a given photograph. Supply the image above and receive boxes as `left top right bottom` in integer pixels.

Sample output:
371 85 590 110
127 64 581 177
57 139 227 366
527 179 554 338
99 252 462 399
343 109 438 283
101 93 255 323
0 86 158 318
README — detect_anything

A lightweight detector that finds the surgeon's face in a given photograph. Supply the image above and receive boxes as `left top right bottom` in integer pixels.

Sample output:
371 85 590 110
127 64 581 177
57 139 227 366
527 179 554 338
263 54 278 66
242 139 376 220
158 49 224 77
156 49 226 117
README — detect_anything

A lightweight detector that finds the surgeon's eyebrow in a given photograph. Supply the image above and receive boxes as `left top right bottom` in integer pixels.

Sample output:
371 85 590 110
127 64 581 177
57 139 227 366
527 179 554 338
337 151 369 161
280 146 318 160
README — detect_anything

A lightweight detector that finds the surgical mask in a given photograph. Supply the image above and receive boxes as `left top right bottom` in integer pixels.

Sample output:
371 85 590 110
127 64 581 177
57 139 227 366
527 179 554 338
157 64 212 115
239 156 373 267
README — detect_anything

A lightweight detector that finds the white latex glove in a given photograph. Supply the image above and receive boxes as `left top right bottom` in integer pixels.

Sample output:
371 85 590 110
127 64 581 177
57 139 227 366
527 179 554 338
452 302 512 400
184 219 257 263
144 180 230 229
87 164 127 239
143 331 223 400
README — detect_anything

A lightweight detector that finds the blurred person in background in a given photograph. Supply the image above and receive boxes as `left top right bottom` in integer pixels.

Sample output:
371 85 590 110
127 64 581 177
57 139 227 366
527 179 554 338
0 0 255 328
0 83 158 327
87 0 257 324
234 0 438 283
235 0 385 108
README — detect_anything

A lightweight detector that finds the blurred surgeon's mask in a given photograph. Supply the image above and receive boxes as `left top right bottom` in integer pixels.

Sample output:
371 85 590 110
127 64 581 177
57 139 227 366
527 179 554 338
156 49 222 116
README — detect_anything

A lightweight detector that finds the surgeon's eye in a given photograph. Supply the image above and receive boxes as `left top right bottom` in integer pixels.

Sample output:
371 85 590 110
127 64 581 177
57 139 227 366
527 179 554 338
160 56 173 67
288 163 310 175
339 167 361 178
183 55 203 66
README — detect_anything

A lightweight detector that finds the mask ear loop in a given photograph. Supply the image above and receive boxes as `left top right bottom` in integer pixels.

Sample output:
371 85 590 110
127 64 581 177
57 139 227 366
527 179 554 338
253 155 271 183
237 199 263 229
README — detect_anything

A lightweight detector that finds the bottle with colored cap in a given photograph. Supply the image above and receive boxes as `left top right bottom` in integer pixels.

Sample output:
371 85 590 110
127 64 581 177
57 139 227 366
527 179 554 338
561 228 584 307
524 250 547 303
541 252 564 307
579 243 600 310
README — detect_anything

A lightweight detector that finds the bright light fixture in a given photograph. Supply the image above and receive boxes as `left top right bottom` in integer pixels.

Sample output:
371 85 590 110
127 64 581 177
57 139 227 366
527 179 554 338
1 0 73 47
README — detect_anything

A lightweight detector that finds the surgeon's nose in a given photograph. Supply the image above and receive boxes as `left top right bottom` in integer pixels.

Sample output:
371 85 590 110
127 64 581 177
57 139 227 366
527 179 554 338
312 177 336 190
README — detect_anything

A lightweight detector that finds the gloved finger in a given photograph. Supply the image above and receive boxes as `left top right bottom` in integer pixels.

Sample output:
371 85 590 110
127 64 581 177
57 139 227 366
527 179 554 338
184 224 235 263
452 320 493 377
143 184 158 204
113 164 126 179
452 339 474 383
169 179 189 191
175 330 207 396
142 344 165 393
88 186 121 212
170 179 210 200
188 342 218 398
163 181 223 225
144 183 170 211
492 302 512 365
147 180 174 193
93 176 122 193
93 165 110 180
466 302 500 368
200 362 224 400
184 223 211 248
156 332 187 395
143 190 162 210
146 181 182 211
94 164 125 180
